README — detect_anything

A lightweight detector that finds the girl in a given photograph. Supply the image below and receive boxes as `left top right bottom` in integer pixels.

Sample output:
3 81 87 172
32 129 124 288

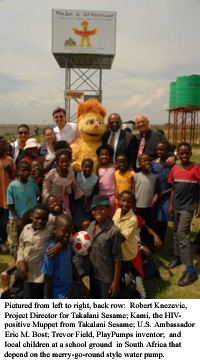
42 150 84 217
39 127 56 161
96 144 116 217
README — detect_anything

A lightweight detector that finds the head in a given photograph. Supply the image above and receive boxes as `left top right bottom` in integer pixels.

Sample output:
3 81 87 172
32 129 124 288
156 141 171 160
46 195 62 214
77 99 107 142
177 142 192 164
54 214 73 245
6 143 13 158
43 127 55 144
77 218 91 232
53 107 67 130
16 160 31 183
17 124 30 144
115 153 128 172
22 208 34 226
0 137 8 157
135 114 149 134
108 113 122 133
54 140 72 157
31 160 43 178
119 190 136 215
24 138 40 159
56 150 71 173
91 195 110 224
31 203 49 230
81 158 94 178
96 144 114 165
138 153 151 172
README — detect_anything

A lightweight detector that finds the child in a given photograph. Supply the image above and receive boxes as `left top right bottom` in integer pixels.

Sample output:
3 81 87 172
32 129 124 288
0 137 16 252
31 160 44 201
16 204 54 298
115 153 135 208
72 217 92 277
42 150 84 217
6 160 40 257
133 153 158 252
73 158 98 227
96 144 116 217
113 190 144 278
19 138 44 165
168 142 200 286
151 141 174 243
46 195 63 224
88 195 124 299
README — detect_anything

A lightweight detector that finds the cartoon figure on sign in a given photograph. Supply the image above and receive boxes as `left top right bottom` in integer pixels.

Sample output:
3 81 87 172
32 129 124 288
72 21 97 48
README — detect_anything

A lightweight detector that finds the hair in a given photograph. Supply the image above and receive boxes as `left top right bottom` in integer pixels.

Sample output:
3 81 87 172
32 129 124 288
43 126 54 135
77 217 91 231
138 153 150 162
32 203 49 214
16 160 31 171
46 195 60 203
22 208 34 226
0 137 8 157
52 107 66 116
115 153 128 161
156 140 171 151
54 140 70 152
135 114 149 122
108 113 122 123
56 149 72 162
119 190 136 206
96 143 114 158
81 158 94 167
55 213 72 227
177 142 192 152
157 129 165 136
17 124 30 132
77 99 106 120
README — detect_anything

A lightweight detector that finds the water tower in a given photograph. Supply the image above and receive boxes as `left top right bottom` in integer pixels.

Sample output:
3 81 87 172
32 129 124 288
52 9 116 121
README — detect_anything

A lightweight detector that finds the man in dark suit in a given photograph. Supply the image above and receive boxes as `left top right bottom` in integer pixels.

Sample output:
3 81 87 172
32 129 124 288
102 113 138 169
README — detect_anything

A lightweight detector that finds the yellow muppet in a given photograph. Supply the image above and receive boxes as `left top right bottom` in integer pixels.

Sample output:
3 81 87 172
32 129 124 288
71 99 107 173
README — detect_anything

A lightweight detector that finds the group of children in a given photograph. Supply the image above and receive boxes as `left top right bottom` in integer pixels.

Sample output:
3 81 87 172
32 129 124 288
0 132 200 299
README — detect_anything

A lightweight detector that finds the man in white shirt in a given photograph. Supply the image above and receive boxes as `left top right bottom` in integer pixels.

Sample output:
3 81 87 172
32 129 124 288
53 107 80 144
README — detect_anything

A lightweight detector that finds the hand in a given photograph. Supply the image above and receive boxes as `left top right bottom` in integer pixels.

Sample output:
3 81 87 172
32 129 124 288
15 217 23 230
166 156 175 166
195 207 200 218
47 243 61 259
109 281 120 298
17 261 28 280
154 235 162 248
168 205 174 218
152 195 158 207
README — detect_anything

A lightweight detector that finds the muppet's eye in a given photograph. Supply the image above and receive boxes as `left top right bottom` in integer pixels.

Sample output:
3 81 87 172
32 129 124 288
97 120 104 125
86 119 94 125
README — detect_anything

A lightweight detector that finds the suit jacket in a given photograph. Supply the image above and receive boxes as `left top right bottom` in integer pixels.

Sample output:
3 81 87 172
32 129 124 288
102 129 138 170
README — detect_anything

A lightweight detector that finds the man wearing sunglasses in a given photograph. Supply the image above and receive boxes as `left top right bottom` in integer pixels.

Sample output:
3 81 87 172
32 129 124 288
11 124 30 164
102 113 138 170
53 107 79 144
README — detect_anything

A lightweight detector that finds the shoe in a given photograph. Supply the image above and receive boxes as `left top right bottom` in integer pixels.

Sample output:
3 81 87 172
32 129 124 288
168 256 181 269
135 276 146 299
178 271 198 287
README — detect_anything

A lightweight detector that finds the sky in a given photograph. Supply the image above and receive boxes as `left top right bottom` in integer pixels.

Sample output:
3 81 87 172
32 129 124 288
0 0 200 126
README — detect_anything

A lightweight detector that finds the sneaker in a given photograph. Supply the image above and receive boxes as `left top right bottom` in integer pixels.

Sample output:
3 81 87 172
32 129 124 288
178 271 198 287
168 256 181 269
135 276 146 299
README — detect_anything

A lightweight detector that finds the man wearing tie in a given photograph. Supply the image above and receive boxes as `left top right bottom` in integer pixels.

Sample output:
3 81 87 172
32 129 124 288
102 113 138 170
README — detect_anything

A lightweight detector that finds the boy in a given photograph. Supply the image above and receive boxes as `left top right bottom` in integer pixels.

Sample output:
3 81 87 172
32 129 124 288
151 141 174 243
133 153 158 252
16 204 54 298
115 153 135 207
168 142 200 286
6 160 40 257
88 195 124 299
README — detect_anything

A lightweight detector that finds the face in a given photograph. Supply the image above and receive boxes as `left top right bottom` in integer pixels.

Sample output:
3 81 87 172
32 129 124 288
119 193 134 215
108 114 121 133
57 154 71 173
135 115 149 134
26 147 38 159
80 220 91 231
31 209 49 230
78 111 106 141
44 129 55 143
177 146 192 164
47 196 61 213
53 111 66 130
31 160 42 171
99 149 111 165
116 156 128 172
17 165 31 183
92 205 109 223
156 143 169 159
54 220 72 245
82 161 93 177
139 154 151 171
18 127 30 143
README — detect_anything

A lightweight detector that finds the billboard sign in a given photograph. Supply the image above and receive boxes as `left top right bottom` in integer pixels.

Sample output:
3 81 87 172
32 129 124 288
52 9 116 56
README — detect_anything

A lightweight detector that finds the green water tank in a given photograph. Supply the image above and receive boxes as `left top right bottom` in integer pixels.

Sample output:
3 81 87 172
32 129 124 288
176 74 200 107
169 81 176 109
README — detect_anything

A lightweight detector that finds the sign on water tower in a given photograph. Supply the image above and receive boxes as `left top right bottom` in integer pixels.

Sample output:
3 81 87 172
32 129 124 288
52 9 116 69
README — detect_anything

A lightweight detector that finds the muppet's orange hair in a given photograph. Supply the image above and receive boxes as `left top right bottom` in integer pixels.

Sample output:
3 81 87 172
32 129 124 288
77 99 106 120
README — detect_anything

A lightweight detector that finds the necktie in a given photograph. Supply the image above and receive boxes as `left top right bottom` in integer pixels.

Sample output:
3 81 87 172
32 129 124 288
109 132 115 150
137 135 146 158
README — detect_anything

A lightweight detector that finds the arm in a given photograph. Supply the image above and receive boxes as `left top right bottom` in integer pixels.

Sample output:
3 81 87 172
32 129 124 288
158 187 172 200
16 229 28 280
142 224 162 248
109 261 121 298
42 172 52 202
44 275 53 299
72 262 90 298
152 178 159 207
168 187 175 218
43 157 56 172
195 185 200 218
8 205 23 231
